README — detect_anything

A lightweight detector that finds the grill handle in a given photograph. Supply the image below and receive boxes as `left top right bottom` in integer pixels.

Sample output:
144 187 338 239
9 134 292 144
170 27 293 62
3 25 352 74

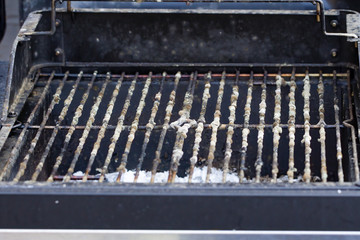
25 0 358 39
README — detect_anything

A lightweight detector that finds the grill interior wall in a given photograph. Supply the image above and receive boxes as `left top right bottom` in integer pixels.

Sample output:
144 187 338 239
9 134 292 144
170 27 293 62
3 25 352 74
0 68 355 183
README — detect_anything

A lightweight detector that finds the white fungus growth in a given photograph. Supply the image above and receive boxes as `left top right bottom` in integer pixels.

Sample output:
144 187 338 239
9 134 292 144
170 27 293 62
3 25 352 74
168 73 197 183
239 75 254 182
317 73 327 182
223 84 239 182
272 74 283 182
255 81 267 183
98 74 138 182
206 72 226 183
302 74 312 183
116 74 152 182
287 73 297 183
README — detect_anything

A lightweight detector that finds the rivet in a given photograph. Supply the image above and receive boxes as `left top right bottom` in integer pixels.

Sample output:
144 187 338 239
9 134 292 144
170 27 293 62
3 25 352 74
331 20 338 28
55 19 61 27
331 49 338 58
55 48 63 56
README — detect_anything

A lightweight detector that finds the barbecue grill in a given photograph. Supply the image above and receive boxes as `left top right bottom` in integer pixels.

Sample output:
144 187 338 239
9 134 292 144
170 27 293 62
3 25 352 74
0 0 360 233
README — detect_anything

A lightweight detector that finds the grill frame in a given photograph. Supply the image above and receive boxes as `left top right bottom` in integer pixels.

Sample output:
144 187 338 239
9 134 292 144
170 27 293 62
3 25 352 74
0 182 360 230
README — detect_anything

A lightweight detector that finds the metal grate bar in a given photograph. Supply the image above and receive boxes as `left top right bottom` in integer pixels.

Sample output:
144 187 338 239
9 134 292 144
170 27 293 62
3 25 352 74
46 71 97 182
0 71 54 181
287 69 297 183
134 73 166 182
318 72 327 182
206 71 226 183
116 73 152 182
189 72 212 183
82 73 124 182
39 72 349 79
12 72 68 182
98 73 138 182
168 73 197 183
255 72 268 183
343 71 359 182
46 71 83 182
239 72 254 183
150 72 181 183
222 71 239 183
24 123 341 130
333 71 344 183
271 73 283 182
62 72 108 182
302 72 312 183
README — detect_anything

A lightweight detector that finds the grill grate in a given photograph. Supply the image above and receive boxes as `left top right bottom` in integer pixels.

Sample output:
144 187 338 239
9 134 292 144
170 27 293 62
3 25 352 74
0 67 357 184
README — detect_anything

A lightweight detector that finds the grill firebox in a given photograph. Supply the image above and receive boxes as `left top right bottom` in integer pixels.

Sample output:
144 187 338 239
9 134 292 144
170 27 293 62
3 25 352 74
0 66 357 184
2 2 360 231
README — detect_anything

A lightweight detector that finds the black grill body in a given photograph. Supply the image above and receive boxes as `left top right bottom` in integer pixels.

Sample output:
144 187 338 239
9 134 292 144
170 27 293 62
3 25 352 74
1 2 360 230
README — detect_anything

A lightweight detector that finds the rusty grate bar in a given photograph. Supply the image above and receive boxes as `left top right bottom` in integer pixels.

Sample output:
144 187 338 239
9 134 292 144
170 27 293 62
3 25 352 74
0 71 54 181
318 72 327 183
287 69 297 183
116 73 152 182
150 72 181 183
189 72 212 183
302 71 312 183
333 71 344 183
82 73 124 182
168 73 197 183
271 73 283 182
206 71 226 183
222 71 239 183
343 70 359 182
24 123 341 130
98 73 138 182
255 72 267 183
239 72 254 183
39 72 349 79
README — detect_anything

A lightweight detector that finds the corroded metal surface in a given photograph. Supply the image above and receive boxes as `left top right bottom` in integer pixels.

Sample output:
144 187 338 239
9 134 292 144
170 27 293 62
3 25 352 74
205 71 225 183
271 73 283 182
239 72 254 183
287 70 297 183
0 69 356 184
302 72 312 183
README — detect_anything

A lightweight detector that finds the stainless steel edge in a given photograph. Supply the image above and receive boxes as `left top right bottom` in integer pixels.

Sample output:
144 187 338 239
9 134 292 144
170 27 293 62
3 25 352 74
0 230 360 240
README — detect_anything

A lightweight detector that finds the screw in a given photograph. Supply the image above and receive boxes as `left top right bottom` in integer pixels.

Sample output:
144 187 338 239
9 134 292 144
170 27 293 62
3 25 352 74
331 20 338 28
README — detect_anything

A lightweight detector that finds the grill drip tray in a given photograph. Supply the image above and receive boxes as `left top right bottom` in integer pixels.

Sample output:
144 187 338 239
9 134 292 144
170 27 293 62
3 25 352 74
0 66 357 184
